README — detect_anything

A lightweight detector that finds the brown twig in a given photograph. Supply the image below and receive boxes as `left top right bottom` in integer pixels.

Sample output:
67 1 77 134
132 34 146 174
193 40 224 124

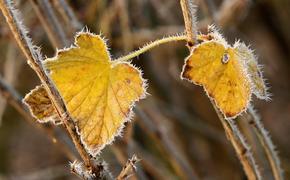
180 0 197 46
246 106 284 180
211 101 261 180
116 155 140 180
0 0 102 178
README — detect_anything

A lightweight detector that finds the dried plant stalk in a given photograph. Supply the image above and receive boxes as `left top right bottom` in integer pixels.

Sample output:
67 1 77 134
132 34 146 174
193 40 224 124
247 106 284 180
212 101 261 180
180 0 197 45
116 155 140 180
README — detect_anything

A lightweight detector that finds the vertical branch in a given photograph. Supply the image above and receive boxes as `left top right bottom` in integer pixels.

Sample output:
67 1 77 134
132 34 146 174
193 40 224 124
247 106 284 180
211 101 261 180
0 0 102 177
180 0 197 46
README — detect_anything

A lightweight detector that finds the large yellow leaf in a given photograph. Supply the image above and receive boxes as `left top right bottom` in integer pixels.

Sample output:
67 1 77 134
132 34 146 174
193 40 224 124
181 40 251 118
42 32 146 156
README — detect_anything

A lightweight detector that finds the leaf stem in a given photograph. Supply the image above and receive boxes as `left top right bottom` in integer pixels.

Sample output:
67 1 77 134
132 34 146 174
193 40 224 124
113 34 187 62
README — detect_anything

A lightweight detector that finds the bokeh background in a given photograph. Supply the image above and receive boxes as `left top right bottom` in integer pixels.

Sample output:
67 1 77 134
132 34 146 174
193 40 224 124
0 0 289 179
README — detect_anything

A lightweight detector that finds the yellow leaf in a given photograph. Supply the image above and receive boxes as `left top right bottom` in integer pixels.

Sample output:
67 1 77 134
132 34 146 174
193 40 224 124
181 40 251 118
234 42 270 100
43 32 146 156
23 85 60 124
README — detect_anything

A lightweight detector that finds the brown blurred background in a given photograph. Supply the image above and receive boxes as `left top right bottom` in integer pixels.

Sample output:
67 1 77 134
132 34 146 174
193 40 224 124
0 0 289 179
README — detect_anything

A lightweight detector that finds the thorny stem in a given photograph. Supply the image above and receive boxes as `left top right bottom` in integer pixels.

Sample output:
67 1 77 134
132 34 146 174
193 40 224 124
113 35 187 62
247 107 284 180
211 101 261 180
0 0 102 177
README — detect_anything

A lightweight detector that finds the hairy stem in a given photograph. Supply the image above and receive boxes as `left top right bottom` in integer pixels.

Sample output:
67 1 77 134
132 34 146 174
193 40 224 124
113 34 187 62
247 106 284 180
180 0 197 46
212 101 261 180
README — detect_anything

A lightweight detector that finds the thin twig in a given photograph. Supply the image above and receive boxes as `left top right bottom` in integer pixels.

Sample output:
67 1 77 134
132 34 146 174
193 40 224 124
211 100 261 180
0 0 102 177
116 155 140 180
246 106 284 180
180 0 197 46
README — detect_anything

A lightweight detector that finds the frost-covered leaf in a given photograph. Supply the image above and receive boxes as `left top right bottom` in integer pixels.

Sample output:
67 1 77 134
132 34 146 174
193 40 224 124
181 40 251 118
234 42 270 100
23 85 60 124
181 26 269 118
40 32 146 156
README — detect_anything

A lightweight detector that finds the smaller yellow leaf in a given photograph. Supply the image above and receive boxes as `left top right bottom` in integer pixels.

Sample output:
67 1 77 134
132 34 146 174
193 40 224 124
234 42 270 100
23 85 61 124
182 26 269 118
181 40 251 118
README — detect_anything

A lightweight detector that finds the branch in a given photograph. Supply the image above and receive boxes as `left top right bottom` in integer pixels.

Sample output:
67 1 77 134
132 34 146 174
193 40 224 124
116 155 140 180
180 0 197 46
247 106 284 180
0 0 102 178
211 100 261 180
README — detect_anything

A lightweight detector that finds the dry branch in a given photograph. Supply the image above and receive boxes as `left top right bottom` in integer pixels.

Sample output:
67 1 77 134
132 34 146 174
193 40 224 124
246 107 284 180
116 155 140 180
